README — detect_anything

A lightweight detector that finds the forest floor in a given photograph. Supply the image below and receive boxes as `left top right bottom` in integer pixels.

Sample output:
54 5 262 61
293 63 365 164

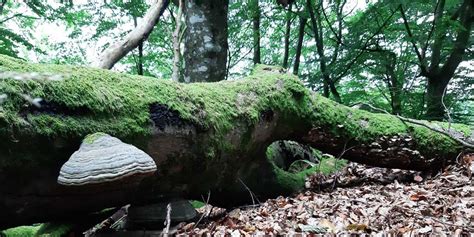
175 156 474 236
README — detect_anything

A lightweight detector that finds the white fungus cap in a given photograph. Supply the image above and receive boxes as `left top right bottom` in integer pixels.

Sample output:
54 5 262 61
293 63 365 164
58 133 157 186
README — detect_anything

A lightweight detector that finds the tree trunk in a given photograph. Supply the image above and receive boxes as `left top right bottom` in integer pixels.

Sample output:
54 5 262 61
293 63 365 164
425 76 450 120
0 55 472 228
133 16 144 76
95 0 169 70
183 0 229 82
251 0 261 65
293 16 306 75
171 0 184 82
307 0 341 103
383 50 402 115
401 0 472 120
282 4 292 68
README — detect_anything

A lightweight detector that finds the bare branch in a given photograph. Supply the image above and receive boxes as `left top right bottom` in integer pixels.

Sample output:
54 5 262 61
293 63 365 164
95 0 169 69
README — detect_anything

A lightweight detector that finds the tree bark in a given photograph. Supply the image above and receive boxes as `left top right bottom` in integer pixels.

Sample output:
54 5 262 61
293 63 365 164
251 0 261 65
307 0 342 103
95 0 169 70
171 0 184 82
293 16 306 75
282 4 292 68
0 56 472 228
382 50 402 115
183 0 229 83
425 76 450 120
133 16 144 76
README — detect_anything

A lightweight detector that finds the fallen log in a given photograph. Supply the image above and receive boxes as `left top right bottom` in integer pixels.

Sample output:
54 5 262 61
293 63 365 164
0 55 472 228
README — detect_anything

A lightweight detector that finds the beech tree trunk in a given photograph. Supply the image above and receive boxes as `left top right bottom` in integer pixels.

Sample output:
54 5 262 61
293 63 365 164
0 55 472 228
183 0 229 82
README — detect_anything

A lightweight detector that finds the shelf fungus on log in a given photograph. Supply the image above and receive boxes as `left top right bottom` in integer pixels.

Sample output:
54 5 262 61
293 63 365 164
57 133 157 187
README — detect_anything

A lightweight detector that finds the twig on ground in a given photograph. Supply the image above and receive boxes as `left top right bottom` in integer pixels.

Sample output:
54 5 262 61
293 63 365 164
161 203 172 237
238 178 261 205
194 190 211 228
441 86 453 131
83 205 130 237
332 140 355 190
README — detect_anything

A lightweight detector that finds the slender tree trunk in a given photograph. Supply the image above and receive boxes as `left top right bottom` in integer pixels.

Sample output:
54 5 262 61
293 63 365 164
172 0 184 82
133 16 144 76
390 79 402 115
282 4 292 68
293 16 306 75
251 0 261 65
137 43 144 75
384 51 402 115
183 0 229 82
323 82 329 97
307 0 341 103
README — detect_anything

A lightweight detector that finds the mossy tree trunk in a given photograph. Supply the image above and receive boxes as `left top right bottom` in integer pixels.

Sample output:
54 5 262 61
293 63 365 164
0 55 472 228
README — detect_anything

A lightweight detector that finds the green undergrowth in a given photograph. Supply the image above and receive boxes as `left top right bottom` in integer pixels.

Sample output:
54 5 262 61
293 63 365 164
1 223 71 237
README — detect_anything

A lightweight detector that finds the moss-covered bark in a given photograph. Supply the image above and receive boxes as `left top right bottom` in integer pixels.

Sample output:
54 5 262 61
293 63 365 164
0 55 472 228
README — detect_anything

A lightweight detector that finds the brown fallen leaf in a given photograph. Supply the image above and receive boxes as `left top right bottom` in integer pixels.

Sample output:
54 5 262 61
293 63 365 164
410 192 428 201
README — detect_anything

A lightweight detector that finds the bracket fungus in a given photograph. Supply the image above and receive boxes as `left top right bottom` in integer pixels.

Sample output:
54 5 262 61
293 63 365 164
57 133 157 186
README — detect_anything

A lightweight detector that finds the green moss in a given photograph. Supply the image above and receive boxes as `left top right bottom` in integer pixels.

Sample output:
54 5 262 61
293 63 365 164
35 223 71 237
0 54 469 161
0 223 72 237
310 93 471 155
1 225 40 237
0 55 312 152
265 144 347 192
317 157 347 175
83 132 108 144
